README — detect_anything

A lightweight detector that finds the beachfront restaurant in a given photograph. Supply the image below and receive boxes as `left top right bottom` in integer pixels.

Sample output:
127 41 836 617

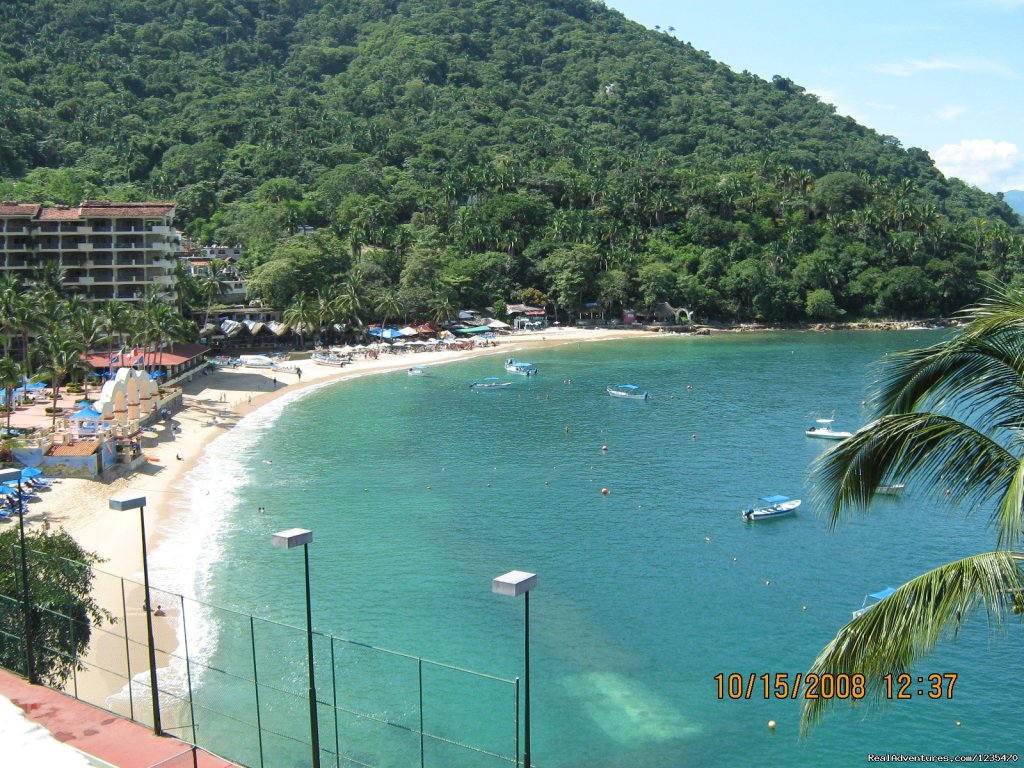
83 342 210 384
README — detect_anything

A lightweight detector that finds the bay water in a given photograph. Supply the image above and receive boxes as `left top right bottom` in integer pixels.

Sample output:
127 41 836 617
156 330 1023 766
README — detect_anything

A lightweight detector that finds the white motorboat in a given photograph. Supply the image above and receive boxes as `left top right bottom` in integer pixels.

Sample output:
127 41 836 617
742 495 801 521
607 384 649 400
877 483 906 496
805 417 853 440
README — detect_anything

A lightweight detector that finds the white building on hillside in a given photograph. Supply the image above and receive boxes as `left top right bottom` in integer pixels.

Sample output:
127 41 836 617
0 200 179 302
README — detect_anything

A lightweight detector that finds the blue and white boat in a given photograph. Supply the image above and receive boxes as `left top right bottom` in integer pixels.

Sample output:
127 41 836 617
742 495 801 521
852 586 897 618
505 358 538 376
607 384 649 400
805 415 853 440
471 377 512 390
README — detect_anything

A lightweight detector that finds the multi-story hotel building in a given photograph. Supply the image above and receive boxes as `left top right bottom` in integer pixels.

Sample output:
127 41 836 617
0 200 178 302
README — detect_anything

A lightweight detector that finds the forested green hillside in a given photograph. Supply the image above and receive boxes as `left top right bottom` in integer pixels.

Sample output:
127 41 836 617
2 0 1022 323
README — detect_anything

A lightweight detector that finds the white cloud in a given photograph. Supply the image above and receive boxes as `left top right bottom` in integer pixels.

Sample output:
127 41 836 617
876 57 1016 78
934 105 968 121
930 139 1024 192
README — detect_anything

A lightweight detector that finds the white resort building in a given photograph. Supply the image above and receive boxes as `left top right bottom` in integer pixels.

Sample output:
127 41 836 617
0 200 179 302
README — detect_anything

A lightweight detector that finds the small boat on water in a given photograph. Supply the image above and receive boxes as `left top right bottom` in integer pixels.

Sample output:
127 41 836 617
408 366 428 376
805 416 853 440
505 358 538 376
877 483 906 496
742 495 801 521
852 587 897 619
471 377 512 389
607 384 649 400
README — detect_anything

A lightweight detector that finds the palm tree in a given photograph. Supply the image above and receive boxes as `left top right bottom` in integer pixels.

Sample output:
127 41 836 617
38 336 88 429
283 292 317 348
801 283 1024 733
375 287 404 330
0 356 24 432
337 269 369 338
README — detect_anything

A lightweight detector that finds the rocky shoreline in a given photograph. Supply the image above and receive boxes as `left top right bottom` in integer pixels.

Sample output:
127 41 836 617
645 317 959 334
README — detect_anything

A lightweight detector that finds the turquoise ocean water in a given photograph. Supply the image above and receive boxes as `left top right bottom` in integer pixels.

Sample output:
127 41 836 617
153 331 1023 767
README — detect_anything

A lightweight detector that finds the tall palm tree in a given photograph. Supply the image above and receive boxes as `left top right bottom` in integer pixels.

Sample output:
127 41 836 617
283 292 317 348
337 269 369 338
801 283 1024 733
0 356 24 432
375 287 404 330
38 336 88 429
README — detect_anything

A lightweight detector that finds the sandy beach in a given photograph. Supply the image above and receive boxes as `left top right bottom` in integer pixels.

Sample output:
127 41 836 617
13 326 657 713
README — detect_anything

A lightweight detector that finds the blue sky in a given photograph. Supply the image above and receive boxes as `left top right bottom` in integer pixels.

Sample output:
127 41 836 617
605 0 1024 193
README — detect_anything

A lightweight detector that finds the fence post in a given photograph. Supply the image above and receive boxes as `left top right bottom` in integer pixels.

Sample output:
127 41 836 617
514 677 520 768
331 638 339 768
250 616 264 768
180 593 197 744
418 658 425 768
120 577 134 721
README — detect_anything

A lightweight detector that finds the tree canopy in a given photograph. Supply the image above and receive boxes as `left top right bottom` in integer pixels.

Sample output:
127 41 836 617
2 0 1022 324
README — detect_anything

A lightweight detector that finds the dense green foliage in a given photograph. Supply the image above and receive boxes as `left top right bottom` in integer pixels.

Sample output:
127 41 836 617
2 0 1022 323
0 527 111 686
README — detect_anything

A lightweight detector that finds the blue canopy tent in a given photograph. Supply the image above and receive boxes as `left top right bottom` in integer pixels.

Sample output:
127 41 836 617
71 405 104 435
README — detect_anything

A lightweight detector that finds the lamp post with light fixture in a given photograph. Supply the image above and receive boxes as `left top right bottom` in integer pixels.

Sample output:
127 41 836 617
492 570 537 768
108 491 161 736
272 527 321 768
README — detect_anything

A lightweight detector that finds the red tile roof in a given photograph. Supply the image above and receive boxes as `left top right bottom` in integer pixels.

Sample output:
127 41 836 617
48 441 102 457
0 203 41 216
0 201 175 220
83 342 209 369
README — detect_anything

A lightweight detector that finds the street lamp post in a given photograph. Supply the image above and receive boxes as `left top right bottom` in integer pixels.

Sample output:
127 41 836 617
272 527 320 768
108 491 161 736
492 570 537 768
0 468 35 684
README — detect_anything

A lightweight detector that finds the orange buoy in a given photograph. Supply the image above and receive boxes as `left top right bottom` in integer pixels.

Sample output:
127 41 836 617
601 488 609 495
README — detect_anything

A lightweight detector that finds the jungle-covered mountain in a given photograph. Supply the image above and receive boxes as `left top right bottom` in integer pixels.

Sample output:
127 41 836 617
2 0 1022 324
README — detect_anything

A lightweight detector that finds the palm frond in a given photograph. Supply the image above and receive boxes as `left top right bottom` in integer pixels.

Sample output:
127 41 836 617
811 413 1023 544
801 551 1024 734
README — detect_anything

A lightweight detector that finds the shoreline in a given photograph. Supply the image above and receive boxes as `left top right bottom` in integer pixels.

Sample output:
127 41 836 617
20 326 650 708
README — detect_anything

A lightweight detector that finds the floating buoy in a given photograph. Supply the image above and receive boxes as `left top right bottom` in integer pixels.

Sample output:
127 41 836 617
768 720 777 730
362 488 368 492
544 480 550 485
601 445 608 451
426 485 431 490
955 720 962 727
764 579 771 586
705 536 711 543
601 488 609 495
945 488 951 495
802 605 808 611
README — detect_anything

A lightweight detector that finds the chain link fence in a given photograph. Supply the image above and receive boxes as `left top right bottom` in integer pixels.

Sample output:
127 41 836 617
0 552 521 768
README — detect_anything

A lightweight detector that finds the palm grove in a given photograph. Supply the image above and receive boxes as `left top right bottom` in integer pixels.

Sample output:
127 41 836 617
1 0 1022 329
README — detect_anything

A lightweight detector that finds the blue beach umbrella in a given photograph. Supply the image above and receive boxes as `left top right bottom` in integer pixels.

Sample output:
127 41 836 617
20 466 42 479
0 485 13 495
